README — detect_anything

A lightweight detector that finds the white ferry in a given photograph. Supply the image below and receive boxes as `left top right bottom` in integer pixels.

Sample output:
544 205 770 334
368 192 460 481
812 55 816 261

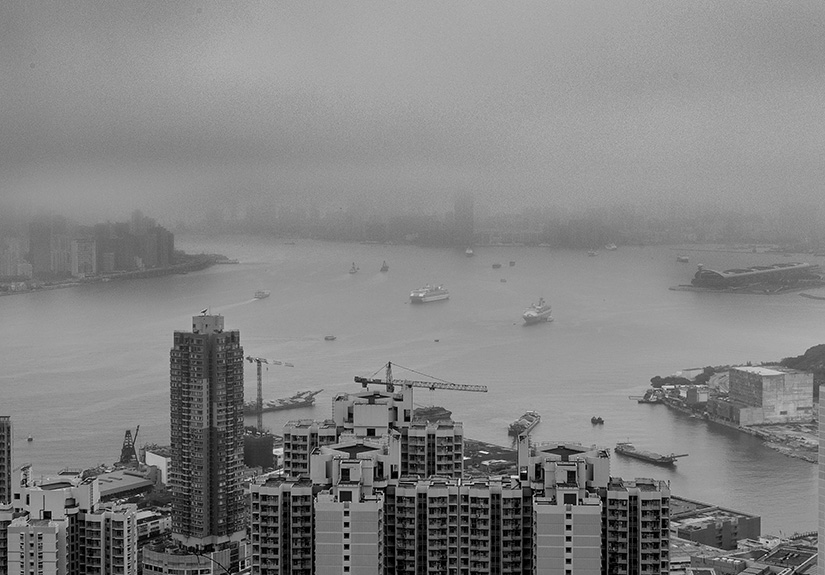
410 284 450 303
522 297 553 324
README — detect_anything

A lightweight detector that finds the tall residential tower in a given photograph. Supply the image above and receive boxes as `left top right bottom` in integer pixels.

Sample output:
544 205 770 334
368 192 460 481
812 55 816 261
169 313 246 548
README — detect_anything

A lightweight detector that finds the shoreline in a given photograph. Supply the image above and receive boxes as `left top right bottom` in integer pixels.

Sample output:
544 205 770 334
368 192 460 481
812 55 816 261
0 254 224 297
656 398 817 464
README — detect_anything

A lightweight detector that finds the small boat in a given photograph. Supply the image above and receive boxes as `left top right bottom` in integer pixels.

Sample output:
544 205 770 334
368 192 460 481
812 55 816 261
587 250 598 257
492 263 502 269
254 290 271 299
465 248 474 257
324 335 336 341
522 297 553 324
605 243 618 251
500 278 507 283
27 435 33 442
349 263 359 274
380 261 389 272
676 256 690 263
509 261 516 267
591 416 604 425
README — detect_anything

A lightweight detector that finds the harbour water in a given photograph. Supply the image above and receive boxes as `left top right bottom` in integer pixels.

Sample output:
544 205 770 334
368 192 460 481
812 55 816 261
1 237 820 535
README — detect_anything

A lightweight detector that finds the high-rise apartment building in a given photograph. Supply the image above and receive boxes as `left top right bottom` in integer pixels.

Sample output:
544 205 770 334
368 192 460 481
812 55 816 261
0 416 11 504
169 314 246 549
602 477 671 575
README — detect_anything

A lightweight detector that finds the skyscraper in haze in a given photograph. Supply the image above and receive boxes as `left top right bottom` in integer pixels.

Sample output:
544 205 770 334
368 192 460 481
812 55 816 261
169 313 246 549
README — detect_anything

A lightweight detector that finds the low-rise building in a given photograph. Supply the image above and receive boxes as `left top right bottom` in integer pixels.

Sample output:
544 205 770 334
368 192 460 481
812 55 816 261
670 496 761 550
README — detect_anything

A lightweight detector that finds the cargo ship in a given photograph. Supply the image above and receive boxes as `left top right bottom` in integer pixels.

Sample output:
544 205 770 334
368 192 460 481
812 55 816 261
243 389 322 415
509 411 540 436
614 442 688 466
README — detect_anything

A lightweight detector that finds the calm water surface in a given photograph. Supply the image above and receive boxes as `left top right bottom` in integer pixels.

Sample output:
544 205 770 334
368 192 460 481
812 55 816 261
1 237 819 535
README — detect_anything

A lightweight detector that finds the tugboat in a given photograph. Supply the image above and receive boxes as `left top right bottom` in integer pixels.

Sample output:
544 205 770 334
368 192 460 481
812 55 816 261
380 261 389 272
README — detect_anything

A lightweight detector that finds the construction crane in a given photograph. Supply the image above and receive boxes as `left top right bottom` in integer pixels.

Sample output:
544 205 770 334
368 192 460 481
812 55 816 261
119 425 139 465
245 356 295 433
354 362 487 395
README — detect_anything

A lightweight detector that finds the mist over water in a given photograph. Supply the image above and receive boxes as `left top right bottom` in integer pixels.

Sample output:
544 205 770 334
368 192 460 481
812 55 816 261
1 237 819 534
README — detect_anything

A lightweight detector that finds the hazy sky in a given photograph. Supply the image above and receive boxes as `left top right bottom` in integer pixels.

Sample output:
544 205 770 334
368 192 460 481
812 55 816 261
3 1 824 223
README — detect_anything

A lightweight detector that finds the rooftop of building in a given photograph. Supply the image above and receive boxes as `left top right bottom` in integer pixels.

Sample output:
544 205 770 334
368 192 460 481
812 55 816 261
607 477 667 492
39 481 75 491
285 418 336 429
733 365 805 376
333 444 380 457
759 543 816 568
533 442 605 460
96 469 154 498
670 496 760 524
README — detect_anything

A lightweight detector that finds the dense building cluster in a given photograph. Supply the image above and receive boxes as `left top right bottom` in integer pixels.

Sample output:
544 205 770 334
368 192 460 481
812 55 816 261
3 315 822 574
0 210 174 282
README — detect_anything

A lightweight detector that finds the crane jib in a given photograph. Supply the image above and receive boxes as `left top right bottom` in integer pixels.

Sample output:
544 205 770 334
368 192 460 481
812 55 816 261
353 376 487 393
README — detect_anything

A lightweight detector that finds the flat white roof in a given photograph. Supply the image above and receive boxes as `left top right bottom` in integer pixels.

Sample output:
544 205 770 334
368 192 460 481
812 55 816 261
735 366 783 376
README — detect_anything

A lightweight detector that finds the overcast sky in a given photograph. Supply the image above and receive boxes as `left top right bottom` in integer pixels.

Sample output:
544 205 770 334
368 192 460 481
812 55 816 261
3 1 824 223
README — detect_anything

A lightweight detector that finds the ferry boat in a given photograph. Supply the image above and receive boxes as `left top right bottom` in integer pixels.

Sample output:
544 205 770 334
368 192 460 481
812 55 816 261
522 297 553 324
410 284 450 303
614 442 688 466
254 290 271 299
509 411 540 436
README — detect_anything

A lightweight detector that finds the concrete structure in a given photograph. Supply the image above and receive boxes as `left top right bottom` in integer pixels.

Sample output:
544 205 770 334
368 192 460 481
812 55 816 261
136 509 171 542
603 478 671 575
0 416 11 504
168 314 246 549
257 376 671 575
726 365 814 424
670 496 761 550
282 419 339 477
143 447 171 485
819 384 825 575
5 475 138 575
